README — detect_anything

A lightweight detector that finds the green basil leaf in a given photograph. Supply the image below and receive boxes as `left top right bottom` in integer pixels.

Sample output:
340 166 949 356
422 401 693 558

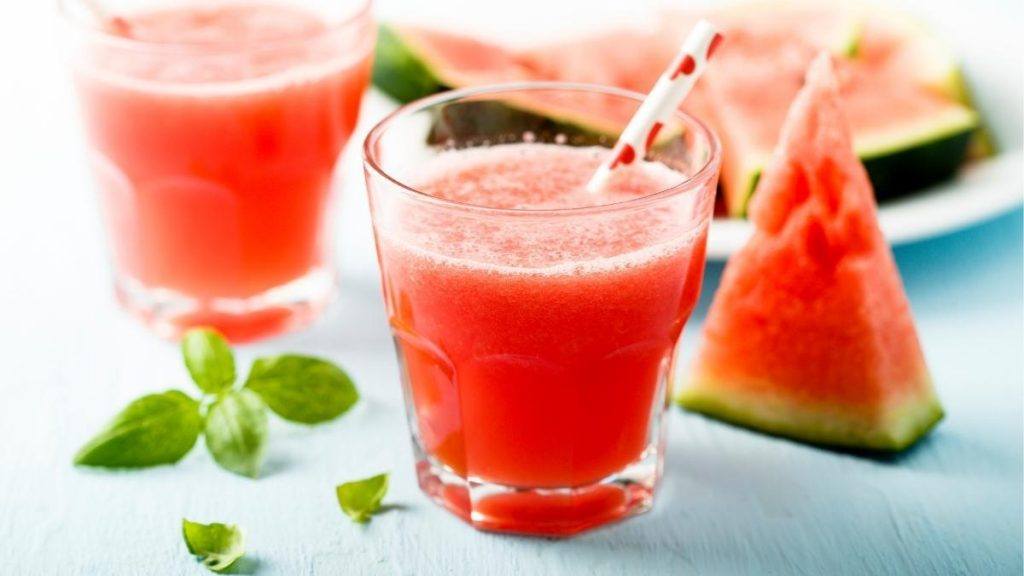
203 390 267 478
74 390 201 468
182 328 236 394
244 355 359 424
336 473 389 523
182 519 245 573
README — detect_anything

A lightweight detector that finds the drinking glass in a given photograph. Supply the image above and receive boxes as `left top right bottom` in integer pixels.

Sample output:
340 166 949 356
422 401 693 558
60 0 374 341
364 83 721 536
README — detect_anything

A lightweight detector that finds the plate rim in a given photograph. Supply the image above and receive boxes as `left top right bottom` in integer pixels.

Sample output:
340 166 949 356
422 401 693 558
705 150 1024 260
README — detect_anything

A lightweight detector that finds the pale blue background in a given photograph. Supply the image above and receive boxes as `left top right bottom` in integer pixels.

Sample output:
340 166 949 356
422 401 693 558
0 0 1021 573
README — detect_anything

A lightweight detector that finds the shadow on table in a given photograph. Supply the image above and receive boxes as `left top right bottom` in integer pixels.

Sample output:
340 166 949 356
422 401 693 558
246 275 391 354
671 410 1010 477
222 555 260 575
527 436 854 573
542 407 1016 572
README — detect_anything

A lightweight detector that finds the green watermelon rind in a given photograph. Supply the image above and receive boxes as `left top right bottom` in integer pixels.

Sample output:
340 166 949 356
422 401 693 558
940 70 997 159
732 107 979 216
859 109 978 198
677 379 945 451
372 24 449 103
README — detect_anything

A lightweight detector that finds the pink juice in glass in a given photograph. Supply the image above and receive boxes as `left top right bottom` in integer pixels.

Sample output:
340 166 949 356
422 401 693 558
371 142 715 535
67 1 373 341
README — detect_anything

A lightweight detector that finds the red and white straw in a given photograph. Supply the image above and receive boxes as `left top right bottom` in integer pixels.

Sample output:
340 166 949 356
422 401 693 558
586 19 722 193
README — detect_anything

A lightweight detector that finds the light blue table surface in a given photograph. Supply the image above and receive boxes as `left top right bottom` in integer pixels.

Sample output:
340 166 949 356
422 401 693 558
1 189 1020 576
1 0 1022 573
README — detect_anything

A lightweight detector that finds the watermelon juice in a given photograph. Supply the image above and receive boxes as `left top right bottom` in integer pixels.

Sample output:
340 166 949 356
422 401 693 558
64 1 373 341
366 85 720 536
386 144 709 487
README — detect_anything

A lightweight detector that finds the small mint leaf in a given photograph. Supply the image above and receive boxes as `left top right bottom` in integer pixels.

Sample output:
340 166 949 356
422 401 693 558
182 519 245 572
336 473 389 523
182 328 236 394
244 355 359 424
74 390 201 468
203 389 267 478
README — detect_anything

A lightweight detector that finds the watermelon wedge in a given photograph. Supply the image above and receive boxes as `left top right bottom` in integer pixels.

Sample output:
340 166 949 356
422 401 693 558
854 8 995 158
371 2 985 216
373 24 534 104
373 24 641 141
678 54 943 451
699 21 979 214
658 1 864 58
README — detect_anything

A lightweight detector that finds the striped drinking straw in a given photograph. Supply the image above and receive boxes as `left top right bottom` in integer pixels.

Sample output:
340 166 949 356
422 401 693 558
586 19 723 193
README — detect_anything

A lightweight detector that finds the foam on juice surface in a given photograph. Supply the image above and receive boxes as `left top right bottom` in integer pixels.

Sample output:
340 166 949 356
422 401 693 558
384 143 705 273
411 143 686 210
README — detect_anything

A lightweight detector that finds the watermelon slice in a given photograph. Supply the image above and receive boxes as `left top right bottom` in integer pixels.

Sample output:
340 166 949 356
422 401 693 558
373 24 535 104
678 54 943 451
658 1 864 58
667 2 979 214
371 2 984 215
373 24 642 141
854 8 995 158
857 9 965 102
699 21 979 214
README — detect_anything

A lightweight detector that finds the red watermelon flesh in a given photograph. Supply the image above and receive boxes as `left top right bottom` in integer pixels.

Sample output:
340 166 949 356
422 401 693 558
519 30 668 94
855 10 963 100
678 54 943 450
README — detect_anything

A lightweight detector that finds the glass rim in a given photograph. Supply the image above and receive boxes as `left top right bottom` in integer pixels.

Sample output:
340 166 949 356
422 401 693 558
363 81 722 218
55 0 372 53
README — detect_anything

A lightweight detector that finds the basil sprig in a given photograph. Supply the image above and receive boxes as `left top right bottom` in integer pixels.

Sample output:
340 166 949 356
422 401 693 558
74 328 359 478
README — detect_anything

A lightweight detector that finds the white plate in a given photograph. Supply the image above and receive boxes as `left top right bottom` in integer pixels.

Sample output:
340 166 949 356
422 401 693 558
706 151 1024 259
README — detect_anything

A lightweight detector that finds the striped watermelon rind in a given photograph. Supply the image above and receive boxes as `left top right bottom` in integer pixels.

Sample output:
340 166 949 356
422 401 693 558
734 106 979 215
677 379 943 451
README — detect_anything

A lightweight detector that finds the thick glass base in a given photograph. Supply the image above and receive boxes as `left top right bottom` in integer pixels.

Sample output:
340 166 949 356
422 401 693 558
413 442 663 537
114 267 335 343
